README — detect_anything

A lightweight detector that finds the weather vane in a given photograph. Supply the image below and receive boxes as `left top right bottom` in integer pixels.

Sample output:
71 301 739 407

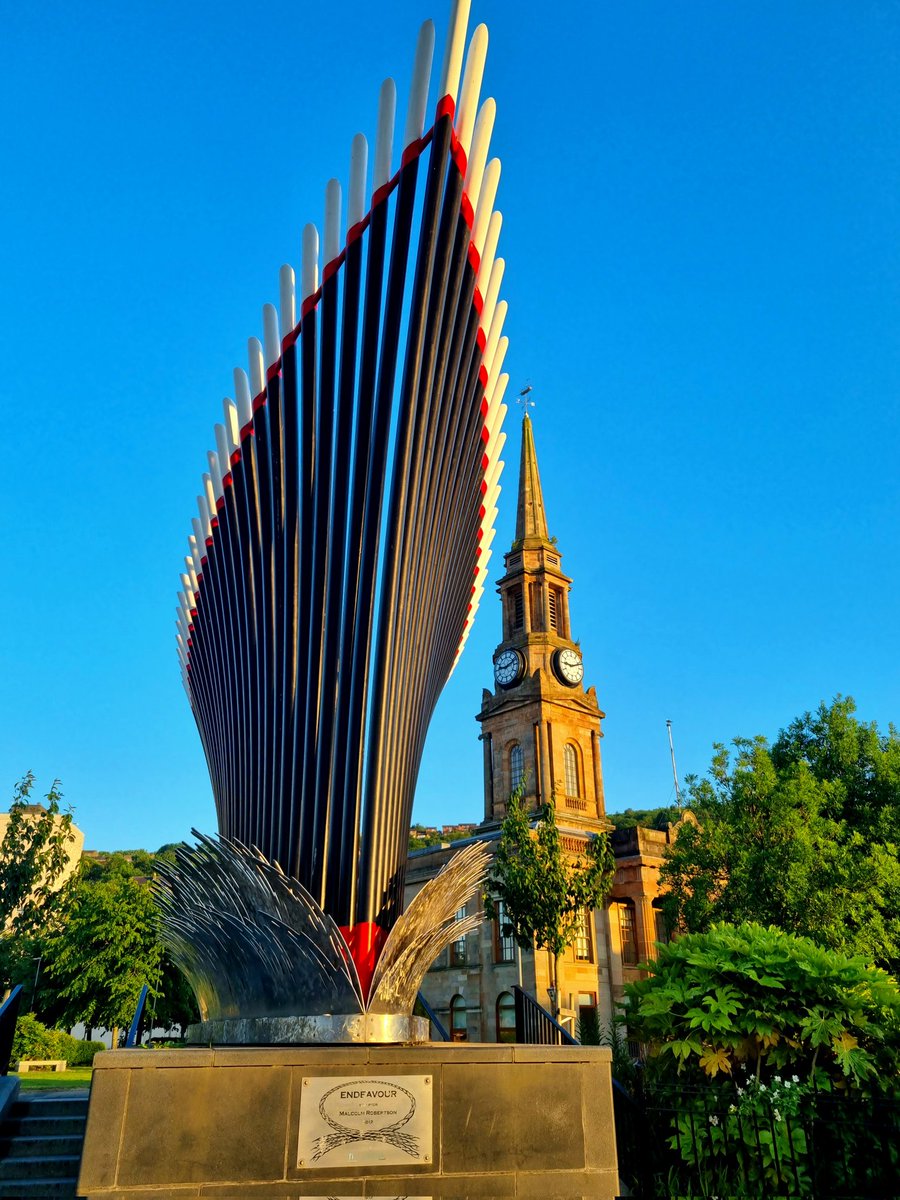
517 384 536 415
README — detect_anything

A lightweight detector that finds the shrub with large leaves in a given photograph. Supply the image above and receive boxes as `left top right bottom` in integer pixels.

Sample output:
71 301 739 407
624 922 900 1093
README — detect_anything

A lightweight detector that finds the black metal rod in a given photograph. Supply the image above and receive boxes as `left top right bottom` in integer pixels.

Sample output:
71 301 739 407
332 191 391 926
359 111 453 928
305 260 339 905
317 231 363 916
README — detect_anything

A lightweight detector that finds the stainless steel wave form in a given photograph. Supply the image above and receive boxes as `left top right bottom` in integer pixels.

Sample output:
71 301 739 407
154 833 490 1021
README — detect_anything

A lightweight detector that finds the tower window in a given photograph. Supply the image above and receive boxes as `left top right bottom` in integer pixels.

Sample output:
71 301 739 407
548 585 565 635
509 743 524 791
450 995 468 1042
618 903 638 966
529 582 542 631
564 743 580 798
507 584 524 634
450 906 467 965
493 899 516 963
574 908 593 962
496 991 516 1043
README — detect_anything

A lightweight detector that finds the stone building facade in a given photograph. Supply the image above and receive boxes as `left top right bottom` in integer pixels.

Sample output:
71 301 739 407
408 413 672 1040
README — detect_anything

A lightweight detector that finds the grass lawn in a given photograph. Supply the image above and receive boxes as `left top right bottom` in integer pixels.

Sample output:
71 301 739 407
16 1068 93 1090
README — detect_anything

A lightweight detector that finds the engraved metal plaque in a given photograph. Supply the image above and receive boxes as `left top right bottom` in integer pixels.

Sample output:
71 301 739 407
297 1074 433 1169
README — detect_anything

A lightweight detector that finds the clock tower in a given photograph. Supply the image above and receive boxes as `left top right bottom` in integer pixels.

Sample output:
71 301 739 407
477 414 608 832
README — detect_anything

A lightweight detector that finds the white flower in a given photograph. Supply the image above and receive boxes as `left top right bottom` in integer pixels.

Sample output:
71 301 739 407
774 1075 782 1083
728 1104 737 1114
709 1114 719 1127
792 1075 800 1083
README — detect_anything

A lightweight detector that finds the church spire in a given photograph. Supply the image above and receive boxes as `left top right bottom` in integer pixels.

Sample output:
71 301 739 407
515 413 550 544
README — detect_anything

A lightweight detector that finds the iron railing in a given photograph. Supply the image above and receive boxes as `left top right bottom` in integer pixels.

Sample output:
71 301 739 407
125 984 149 1048
512 985 578 1046
0 986 22 1076
615 1078 900 1199
414 992 450 1042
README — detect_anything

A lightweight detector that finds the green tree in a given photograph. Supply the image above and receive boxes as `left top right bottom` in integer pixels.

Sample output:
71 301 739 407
0 773 75 936
484 782 615 1018
660 698 900 969
41 873 163 1046
0 773 77 995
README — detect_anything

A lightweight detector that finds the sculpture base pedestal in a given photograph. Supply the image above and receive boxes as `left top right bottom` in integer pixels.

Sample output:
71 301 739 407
78 1043 619 1199
186 1013 430 1044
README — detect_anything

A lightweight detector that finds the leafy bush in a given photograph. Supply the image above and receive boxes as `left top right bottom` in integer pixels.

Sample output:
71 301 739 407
12 1013 59 1063
625 921 900 1091
69 1038 105 1066
11 1013 102 1068
622 923 900 1196
577 1006 601 1045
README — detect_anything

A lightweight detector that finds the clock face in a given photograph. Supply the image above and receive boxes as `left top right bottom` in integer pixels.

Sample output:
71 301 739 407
554 647 584 687
494 648 523 688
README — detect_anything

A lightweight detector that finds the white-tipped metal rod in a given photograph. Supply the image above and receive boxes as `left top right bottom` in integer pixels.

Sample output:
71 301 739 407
246 331 278 857
276 271 302 870
455 24 489 159
373 79 396 194
304 180 343 906
437 0 471 108
478 256 505 346
215 419 252 832
204 441 244 835
227 371 265 847
194 483 230 827
403 21 435 152
483 298 508 381
223 399 240 455
280 265 296 345
289 221 321 879
293 223 321 836
390 179 495 894
263 304 281 376
262 300 289 863
354 20 447 931
475 208 504 302
402 261 491 800
200 469 239 827
320 140 370 915
463 97 495 218
348 134 368 232
248 336 265 402
472 158 500 257
365 66 494 925
333 77 403 925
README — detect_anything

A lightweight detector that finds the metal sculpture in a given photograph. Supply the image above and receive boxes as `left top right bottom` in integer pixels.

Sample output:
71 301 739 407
169 0 508 1034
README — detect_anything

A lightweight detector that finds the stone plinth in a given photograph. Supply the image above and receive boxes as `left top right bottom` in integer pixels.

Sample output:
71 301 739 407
78 1043 619 1199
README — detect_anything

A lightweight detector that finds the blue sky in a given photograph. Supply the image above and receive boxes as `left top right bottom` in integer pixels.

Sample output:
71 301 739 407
2 1 898 850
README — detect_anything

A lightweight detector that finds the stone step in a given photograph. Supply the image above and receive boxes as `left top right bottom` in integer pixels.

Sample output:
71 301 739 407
0 1132 84 1156
0 1152 81 1181
0 1113 87 1137
0 1178 77 1198
10 1096 89 1119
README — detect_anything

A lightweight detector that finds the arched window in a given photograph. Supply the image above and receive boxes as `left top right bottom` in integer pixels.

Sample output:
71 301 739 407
509 742 524 791
564 743 580 798
496 992 516 1044
450 995 468 1042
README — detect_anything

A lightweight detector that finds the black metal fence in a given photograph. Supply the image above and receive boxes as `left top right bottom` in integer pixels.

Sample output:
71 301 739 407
513 985 578 1046
614 1077 900 1199
0 986 22 1076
